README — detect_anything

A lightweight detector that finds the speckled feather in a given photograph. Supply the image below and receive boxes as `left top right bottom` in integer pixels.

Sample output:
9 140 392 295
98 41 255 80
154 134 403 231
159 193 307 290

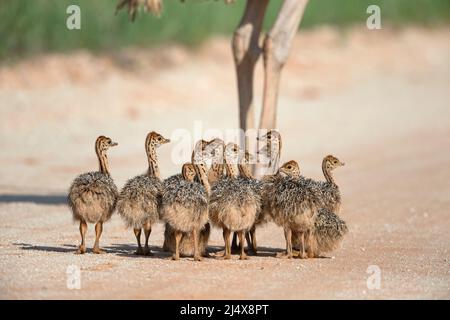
259 174 279 222
293 208 348 256
160 174 209 233
161 173 210 253
68 171 118 224
236 177 269 226
314 181 341 213
312 208 348 253
116 174 163 229
209 177 258 231
262 175 317 231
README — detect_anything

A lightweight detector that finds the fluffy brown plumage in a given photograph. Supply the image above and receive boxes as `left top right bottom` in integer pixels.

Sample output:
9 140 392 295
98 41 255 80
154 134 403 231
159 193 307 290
117 175 162 229
161 161 210 261
162 140 212 258
209 177 259 231
116 131 170 255
161 160 208 233
162 175 211 257
161 178 209 232
68 171 118 224
264 175 315 231
236 151 268 254
209 145 258 232
278 160 348 258
67 135 118 254
238 152 267 226
292 209 348 257
310 208 348 255
209 143 258 259
262 160 319 259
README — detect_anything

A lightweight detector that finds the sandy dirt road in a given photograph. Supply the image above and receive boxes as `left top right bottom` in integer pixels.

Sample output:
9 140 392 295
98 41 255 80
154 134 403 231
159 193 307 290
0 26 449 299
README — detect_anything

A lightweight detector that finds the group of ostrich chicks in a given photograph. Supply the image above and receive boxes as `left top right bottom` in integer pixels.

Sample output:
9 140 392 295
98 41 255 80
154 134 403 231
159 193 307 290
68 130 348 261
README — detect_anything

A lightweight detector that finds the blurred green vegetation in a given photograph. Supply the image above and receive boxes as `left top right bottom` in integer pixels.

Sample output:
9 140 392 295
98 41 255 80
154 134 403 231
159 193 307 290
0 0 449 60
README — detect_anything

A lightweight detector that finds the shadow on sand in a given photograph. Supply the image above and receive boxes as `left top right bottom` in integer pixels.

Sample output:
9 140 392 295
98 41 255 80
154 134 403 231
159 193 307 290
0 194 67 205
104 243 171 258
14 243 76 253
14 242 331 259
14 242 171 257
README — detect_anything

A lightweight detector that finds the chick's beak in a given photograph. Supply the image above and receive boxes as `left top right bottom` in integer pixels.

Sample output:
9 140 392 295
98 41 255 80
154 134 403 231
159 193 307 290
110 141 118 147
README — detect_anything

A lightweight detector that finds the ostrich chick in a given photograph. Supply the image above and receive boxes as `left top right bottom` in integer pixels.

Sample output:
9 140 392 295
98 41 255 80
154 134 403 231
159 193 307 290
116 131 170 255
162 139 211 257
315 155 345 213
68 136 119 254
237 151 267 255
279 160 348 258
161 160 210 261
209 143 258 260
264 160 317 259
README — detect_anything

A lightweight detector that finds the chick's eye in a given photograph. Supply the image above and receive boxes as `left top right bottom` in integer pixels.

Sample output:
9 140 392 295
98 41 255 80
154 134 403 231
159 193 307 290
287 166 292 169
